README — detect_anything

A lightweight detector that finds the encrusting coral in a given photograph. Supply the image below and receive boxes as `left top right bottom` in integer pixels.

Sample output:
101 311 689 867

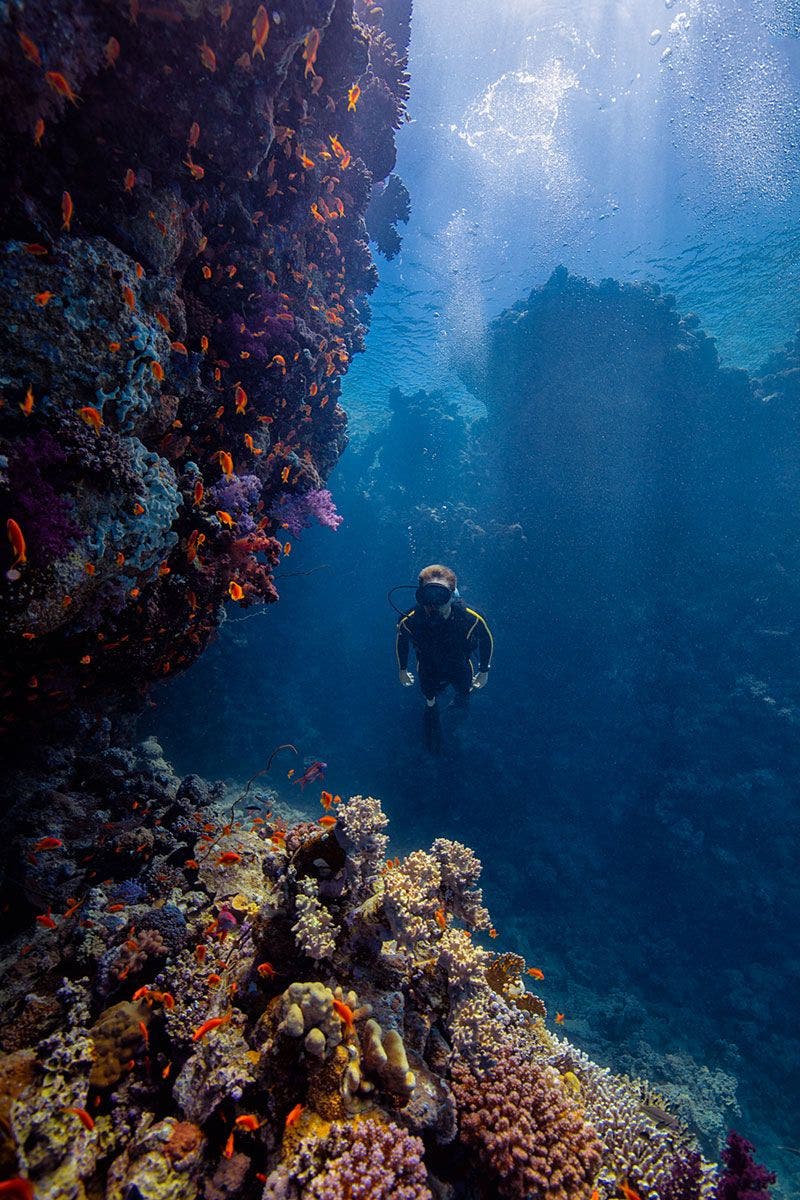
0 748 764 1200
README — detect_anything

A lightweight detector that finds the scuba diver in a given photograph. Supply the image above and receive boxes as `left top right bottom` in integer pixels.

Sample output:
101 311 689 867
395 564 493 753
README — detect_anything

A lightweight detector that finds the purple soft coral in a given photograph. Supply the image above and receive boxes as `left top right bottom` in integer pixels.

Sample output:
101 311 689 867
716 1131 776 1200
207 473 262 535
271 488 343 536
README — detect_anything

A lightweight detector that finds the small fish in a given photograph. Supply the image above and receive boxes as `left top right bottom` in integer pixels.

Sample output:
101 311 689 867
234 384 247 414
122 284 136 310
66 1106 97 1132
45 71 80 104
133 502 145 515
228 581 244 601
34 837 63 851
151 360 164 381
488 927 498 938
283 541 291 556
285 1103 304 1128
200 335 209 352
18 31 42 66
216 510 234 528
193 480 204 505
214 449 234 476
0 1179 35 1200
347 83 360 112
216 850 241 864
251 4 269 58
219 0 232 27
23 243 48 255
235 1114 261 1131
155 311 171 331
527 967 544 980
280 465 290 483
303 28 320 77
332 998 355 1029
19 386 34 416
555 1012 565 1024
620 1184 642 1200
105 36 121 67
298 150 315 170
191 1013 230 1041
36 912 56 929
434 908 446 930
318 815 337 829
223 1130 235 1158
170 340 188 354
207 972 222 986
61 190 74 232
320 791 333 809
199 39 217 71
293 761 327 790
243 433 261 454
34 117 45 145
77 406 104 434
257 962 276 978
202 265 212 279
329 134 345 158
184 156 205 181
188 121 201 148
124 168 136 192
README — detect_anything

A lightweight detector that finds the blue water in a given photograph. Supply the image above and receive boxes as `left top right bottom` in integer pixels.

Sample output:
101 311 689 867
148 2 800 1193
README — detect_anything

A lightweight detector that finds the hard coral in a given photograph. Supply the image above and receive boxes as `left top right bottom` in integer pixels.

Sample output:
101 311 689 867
452 1048 602 1200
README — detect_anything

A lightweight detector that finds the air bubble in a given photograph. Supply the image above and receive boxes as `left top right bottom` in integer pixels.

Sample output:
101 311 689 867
649 29 662 45
660 46 673 62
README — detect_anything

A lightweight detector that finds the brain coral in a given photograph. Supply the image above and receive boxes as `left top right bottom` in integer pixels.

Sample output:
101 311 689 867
451 1047 602 1200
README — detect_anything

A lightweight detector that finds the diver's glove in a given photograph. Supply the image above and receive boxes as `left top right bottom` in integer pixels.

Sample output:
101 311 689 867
472 671 489 690
399 669 415 687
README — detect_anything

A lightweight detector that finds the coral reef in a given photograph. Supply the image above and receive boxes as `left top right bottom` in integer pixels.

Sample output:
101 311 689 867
0 0 410 744
716 1131 777 1200
0 742 763 1199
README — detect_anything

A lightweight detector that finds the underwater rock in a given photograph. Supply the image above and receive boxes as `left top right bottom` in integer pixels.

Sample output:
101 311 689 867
0 0 410 747
105 1116 206 1200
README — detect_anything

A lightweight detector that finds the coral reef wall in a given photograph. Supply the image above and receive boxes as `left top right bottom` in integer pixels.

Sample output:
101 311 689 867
0 0 410 744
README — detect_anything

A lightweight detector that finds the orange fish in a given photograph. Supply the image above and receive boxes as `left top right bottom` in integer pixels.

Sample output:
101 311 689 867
234 384 247 414
298 150 315 170
331 998 354 1029
184 156 205 181
105 36 121 67
34 291 54 306
23 243 48 255
135 262 144 278
243 433 261 454
620 1184 642 1200
214 450 234 476
228 581 244 601
202 265 212 280
329 134 345 158
6 519 27 569
216 510 234 528
280 465 290 483
151 360 164 381
155 311 170 331
527 967 545 980
318 815 336 829
124 168 136 192
200 335 209 352
303 28 320 77
171 340 188 354
320 791 333 809
122 284 135 310
309 381 318 396
191 1013 230 1041
193 480 204 505
61 191 74 232
219 0 232 27
199 40 217 71
235 1114 261 1131
188 121 201 148
285 1103 304 1128
434 908 446 930
133 502 145 515
223 1131 234 1158
488 927 498 938
65 1106 95 1131
283 541 291 556
347 83 360 112
257 962 276 978
207 973 222 987
33 117 45 146
340 149 351 170
19 386 34 416
0 1179 35 1200
34 837 63 851
251 4 269 58
45 71 80 104
18 31 41 66
36 912 56 929
555 1012 565 1024
214 405 225 419
77 406 104 434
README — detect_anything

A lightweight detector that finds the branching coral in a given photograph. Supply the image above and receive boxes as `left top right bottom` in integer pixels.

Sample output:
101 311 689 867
452 1048 602 1200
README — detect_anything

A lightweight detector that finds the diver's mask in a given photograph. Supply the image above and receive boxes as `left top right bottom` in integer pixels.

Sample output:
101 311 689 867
417 581 454 616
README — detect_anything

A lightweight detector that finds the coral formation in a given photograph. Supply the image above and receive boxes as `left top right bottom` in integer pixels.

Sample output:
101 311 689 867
0 0 411 744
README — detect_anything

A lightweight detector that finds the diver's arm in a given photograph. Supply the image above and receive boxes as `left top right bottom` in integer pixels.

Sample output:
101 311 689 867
396 618 414 685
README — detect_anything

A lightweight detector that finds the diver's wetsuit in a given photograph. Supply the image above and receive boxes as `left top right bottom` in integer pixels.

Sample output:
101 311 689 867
395 599 494 703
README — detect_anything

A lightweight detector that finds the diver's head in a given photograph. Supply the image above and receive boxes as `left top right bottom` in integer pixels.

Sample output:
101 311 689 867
416 564 457 617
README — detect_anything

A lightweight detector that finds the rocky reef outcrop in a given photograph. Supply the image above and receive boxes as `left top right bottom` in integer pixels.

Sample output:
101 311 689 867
0 736 771 1199
0 0 410 744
